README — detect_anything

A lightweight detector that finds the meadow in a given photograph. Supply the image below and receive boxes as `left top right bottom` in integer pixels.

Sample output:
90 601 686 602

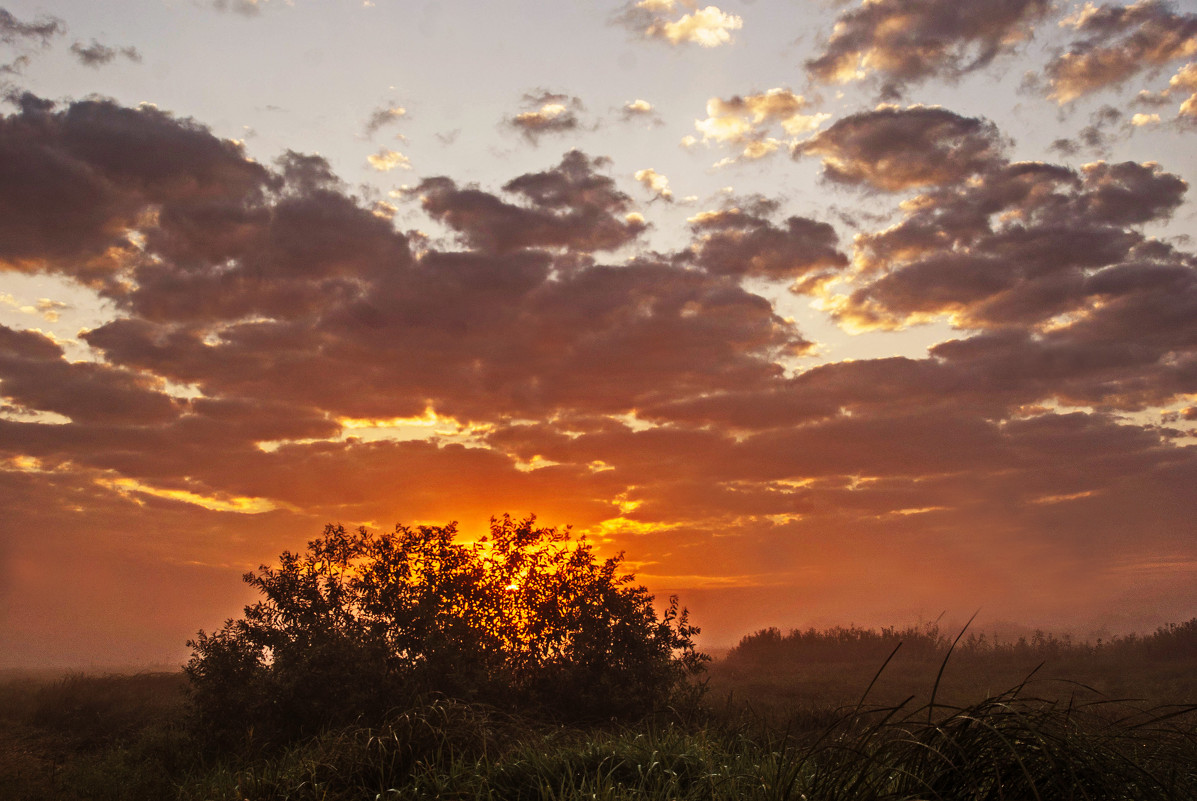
3 621 1195 801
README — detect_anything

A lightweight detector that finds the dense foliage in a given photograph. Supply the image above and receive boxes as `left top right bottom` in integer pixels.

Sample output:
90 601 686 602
185 515 705 743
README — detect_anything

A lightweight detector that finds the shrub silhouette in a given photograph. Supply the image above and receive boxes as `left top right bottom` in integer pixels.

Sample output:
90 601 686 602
186 514 706 744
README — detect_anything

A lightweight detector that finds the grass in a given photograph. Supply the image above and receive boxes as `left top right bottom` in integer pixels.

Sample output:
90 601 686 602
2 628 1195 800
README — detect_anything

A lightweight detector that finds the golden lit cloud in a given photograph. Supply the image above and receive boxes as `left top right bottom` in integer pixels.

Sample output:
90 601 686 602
96 476 286 514
633 167 673 200
693 89 829 163
618 0 743 48
651 5 742 47
366 148 411 171
1046 0 1197 103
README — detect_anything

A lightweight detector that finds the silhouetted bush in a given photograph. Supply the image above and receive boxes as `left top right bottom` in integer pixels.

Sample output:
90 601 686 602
186 514 706 746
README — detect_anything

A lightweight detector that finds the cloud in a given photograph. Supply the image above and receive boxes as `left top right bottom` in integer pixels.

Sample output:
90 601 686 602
795 105 1007 191
366 148 411 171
1168 61 1197 119
615 0 743 48
634 167 673 201
623 99 654 116
69 39 142 68
364 103 406 137
1044 0 1197 103
3 92 1196 662
1049 105 1126 157
684 199 849 288
410 150 650 255
0 325 179 425
0 7 64 75
693 88 829 163
827 155 1195 413
0 7 64 46
621 98 663 125
0 98 794 435
806 0 1052 95
505 91 585 143
0 94 272 285
211 0 278 16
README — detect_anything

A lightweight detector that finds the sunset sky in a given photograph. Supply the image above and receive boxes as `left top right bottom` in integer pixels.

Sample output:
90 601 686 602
2 0 1196 669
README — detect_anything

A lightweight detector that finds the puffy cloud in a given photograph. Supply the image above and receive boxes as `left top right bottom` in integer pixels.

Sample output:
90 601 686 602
615 0 743 48
796 105 1006 191
366 148 411 171
807 0 1052 95
1044 0 1197 103
633 167 673 201
505 91 585 143
69 39 142 68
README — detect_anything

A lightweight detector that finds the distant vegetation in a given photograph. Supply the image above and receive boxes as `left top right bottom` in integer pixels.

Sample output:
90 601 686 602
726 618 1197 666
712 619 1197 715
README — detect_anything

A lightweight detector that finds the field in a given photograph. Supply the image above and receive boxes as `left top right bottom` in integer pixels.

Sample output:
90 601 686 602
2 623 1195 800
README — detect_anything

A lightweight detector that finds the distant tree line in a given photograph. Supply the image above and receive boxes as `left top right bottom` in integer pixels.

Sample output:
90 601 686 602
725 619 1197 667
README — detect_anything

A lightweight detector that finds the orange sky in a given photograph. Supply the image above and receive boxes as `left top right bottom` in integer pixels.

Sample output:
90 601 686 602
1 0 1196 668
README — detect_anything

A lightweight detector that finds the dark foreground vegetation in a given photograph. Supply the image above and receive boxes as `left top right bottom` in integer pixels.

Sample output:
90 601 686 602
3 518 1195 799
4 645 1196 800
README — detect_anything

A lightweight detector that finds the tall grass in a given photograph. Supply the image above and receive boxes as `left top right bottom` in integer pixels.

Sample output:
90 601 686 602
166 690 1195 801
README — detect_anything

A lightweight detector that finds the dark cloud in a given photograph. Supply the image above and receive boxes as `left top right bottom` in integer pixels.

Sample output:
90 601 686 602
806 0 1052 95
69 39 142 68
1044 0 1197 103
840 157 1189 331
0 95 272 285
504 91 586 143
796 106 1007 192
0 325 179 425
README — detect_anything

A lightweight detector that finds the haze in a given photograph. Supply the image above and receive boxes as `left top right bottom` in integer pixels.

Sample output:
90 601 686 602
1 0 1195 668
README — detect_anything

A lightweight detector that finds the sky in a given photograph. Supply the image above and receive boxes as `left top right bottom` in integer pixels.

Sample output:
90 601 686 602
1 0 1196 669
